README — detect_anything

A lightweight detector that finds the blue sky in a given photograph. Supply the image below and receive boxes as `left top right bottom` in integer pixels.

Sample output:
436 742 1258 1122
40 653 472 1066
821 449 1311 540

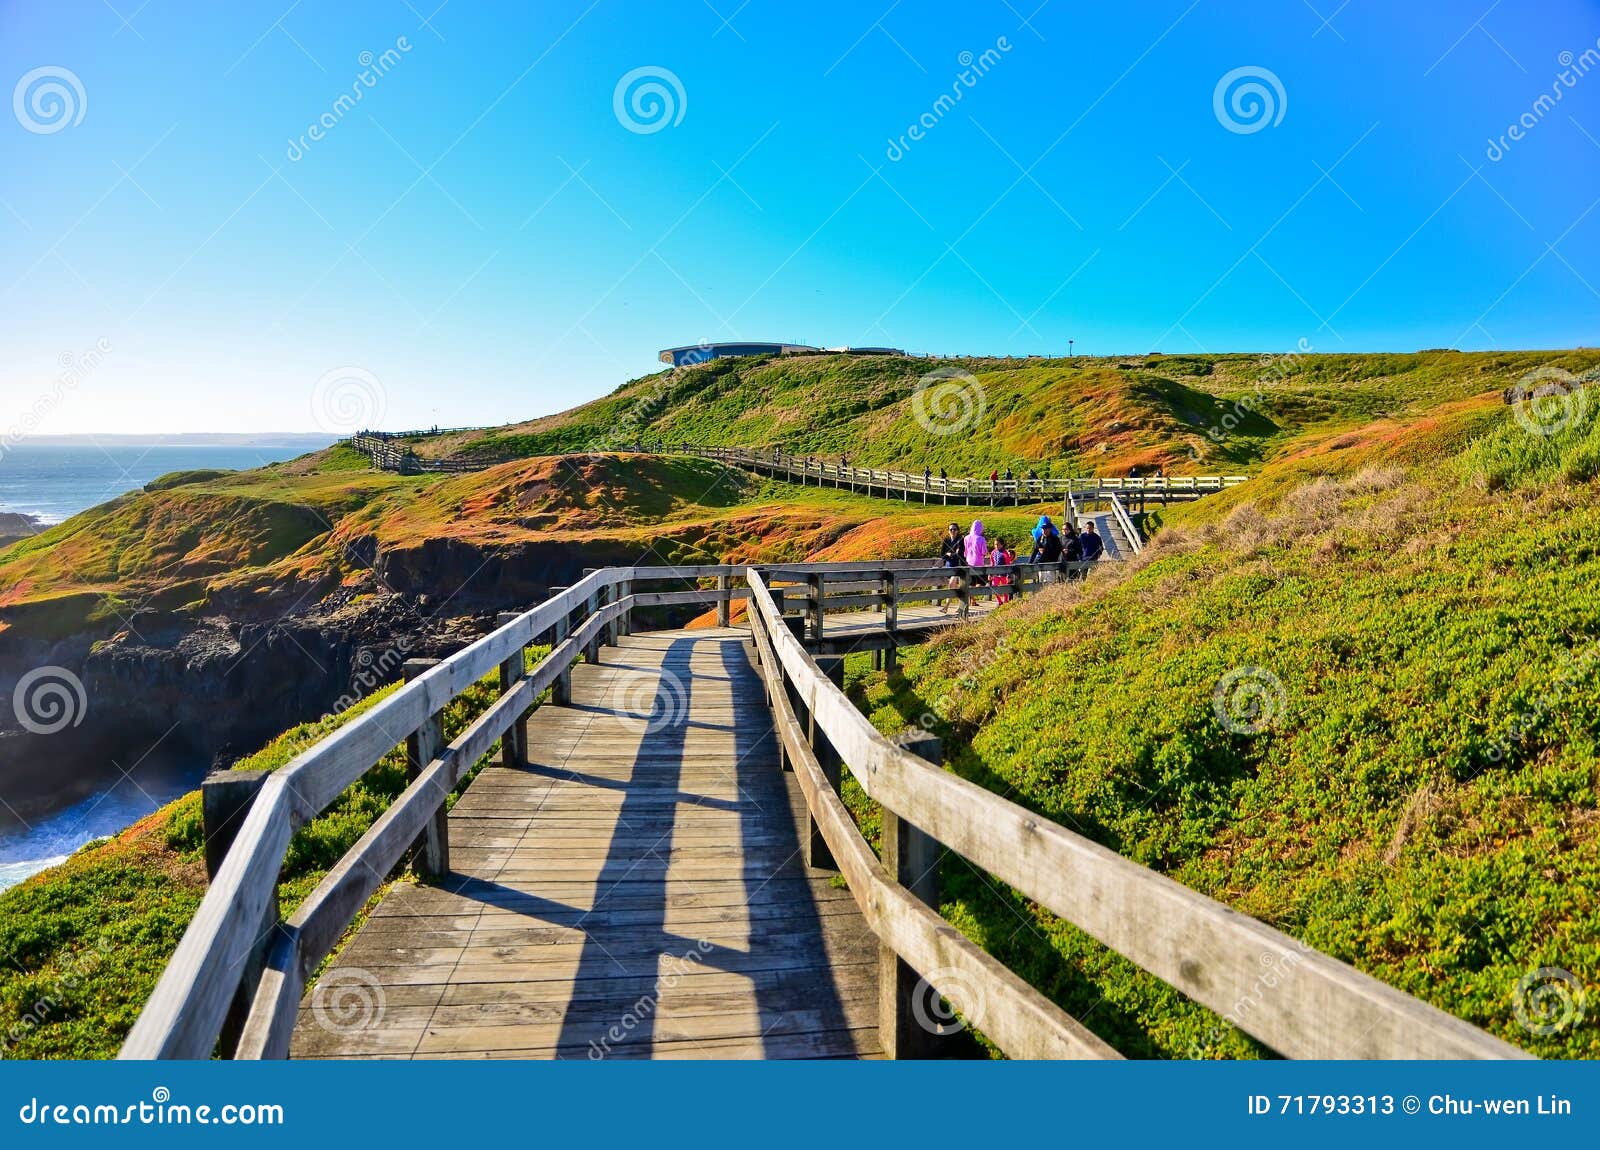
2 0 1598 434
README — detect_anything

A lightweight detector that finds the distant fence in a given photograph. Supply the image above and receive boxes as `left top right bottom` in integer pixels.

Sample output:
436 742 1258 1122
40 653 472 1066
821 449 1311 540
349 433 510 474
347 435 1246 506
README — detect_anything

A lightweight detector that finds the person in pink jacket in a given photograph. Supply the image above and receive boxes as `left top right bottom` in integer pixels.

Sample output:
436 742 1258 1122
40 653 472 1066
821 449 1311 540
963 520 990 592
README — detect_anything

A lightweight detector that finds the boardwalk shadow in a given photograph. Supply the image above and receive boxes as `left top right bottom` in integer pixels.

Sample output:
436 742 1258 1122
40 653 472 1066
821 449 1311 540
537 635 859 1059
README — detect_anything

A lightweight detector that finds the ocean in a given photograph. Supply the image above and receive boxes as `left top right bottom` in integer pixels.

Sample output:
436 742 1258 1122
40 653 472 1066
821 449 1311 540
0 443 315 525
0 441 322 891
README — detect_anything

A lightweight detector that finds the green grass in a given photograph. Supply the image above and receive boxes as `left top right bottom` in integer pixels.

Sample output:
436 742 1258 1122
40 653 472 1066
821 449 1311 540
841 397 1600 1059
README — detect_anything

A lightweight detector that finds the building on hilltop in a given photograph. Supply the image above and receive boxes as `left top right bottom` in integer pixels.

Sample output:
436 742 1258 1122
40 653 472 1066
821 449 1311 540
658 341 820 367
657 342 907 367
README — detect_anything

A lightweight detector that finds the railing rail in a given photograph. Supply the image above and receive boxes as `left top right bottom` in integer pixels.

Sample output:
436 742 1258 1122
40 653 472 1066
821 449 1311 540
741 570 1528 1061
1107 493 1143 556
120 557 1083 1060
345 434 1248 504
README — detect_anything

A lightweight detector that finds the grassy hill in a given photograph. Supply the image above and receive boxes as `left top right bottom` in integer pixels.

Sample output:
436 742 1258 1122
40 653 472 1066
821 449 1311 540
407 348 1600 475
845 384 1600 1058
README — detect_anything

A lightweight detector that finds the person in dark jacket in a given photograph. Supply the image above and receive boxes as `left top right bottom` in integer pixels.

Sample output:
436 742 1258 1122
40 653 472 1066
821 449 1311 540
1063 522 1083 562
1079 521 1104 561
1030 519 1063 582
938 522 964 614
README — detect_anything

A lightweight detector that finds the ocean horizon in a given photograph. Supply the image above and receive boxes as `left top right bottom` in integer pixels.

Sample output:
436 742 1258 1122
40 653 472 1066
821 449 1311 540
0 441 326 526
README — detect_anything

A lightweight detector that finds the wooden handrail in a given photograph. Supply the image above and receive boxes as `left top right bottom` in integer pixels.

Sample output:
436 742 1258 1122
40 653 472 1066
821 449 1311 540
742 570 1529 1060
746 577 1118 1059
122 557 1078 1060
1108 494 1143 556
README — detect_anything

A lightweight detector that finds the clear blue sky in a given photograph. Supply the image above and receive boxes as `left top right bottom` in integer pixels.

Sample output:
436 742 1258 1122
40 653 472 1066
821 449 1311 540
3 0 1598 434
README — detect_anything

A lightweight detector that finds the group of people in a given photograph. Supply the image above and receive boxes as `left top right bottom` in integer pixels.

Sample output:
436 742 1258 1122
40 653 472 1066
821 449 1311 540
936 514 1102 613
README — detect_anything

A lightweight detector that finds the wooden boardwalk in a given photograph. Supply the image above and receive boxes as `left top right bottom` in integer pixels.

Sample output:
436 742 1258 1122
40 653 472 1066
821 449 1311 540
292 628 881 1059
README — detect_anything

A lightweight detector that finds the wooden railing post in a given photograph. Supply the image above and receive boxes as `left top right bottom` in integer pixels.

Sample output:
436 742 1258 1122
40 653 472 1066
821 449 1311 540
610 580 630 643
805 657 846 869
201 769 275 1058
881 731 946 1059
716 571 731 627
581 570 602 664
402 658 450 877
807 572 825 641
496 612 529 770
884 571 899 674
958 567 971 619
548 586 572 705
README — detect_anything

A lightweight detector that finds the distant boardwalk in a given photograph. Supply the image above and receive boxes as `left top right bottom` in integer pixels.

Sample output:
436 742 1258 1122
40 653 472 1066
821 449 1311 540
293 629 880 1059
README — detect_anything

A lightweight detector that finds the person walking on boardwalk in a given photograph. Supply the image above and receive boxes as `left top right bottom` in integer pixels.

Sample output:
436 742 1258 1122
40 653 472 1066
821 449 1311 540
1031 513 1055 546
938 521 964 614
1031 516 1063 580
964 519 991 596
1079 520 1104 562
991 538 1017 602
1063 520 1083 562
